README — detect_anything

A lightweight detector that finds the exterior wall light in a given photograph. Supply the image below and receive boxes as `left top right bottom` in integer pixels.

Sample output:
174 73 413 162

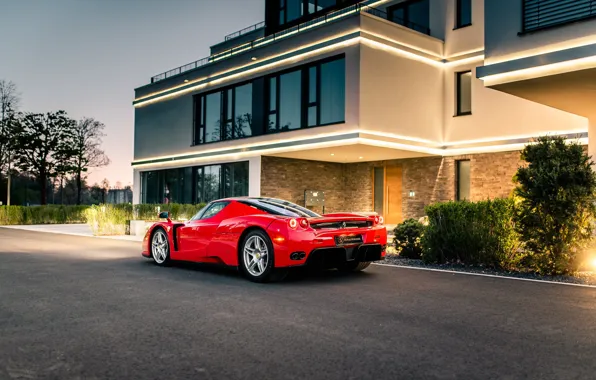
409 191 416 197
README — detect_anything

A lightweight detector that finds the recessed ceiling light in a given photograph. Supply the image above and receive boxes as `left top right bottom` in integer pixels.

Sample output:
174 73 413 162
184 79 189 82
330 153 335 156
251 57 258 61
359 156 363 159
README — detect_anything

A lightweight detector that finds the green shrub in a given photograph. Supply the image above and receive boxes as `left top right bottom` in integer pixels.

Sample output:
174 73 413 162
513 135 596 275
84 205 130 236
393 218 425 259
422 198 520 268
0 205 88 225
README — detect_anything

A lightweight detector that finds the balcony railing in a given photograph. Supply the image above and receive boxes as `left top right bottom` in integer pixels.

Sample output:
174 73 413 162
522 0 596 33
149 1 431 84
225 21 266 41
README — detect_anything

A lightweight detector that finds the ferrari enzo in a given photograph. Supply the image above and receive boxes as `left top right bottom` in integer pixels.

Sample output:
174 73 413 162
142 197 387 282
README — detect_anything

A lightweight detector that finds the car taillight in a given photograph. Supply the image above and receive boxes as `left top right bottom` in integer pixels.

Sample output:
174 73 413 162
299 218 309 229
289 218 298 229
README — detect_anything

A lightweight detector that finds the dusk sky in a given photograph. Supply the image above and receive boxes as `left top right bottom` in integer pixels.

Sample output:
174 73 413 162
0 0 263 188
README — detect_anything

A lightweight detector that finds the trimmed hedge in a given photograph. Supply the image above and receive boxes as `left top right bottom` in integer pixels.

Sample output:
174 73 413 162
0 205 88 225
421 199 521 268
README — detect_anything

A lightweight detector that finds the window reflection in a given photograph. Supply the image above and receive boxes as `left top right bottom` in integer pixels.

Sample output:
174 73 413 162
141 162 250 205
279 70 302 131
205 92 221 143
235 83 253 138
320 58 345 125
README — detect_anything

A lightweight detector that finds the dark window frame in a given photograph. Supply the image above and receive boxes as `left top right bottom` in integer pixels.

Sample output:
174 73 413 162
455 70 472 116
192 77 254 146
454 0 472 29
266 53 345 133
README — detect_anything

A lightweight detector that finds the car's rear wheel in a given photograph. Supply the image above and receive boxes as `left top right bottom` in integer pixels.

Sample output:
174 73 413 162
339 261 371 272
151 228 171 266
240 230 286 283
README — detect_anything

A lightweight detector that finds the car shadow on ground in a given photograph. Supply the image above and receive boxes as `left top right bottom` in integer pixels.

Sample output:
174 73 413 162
141 259 376 285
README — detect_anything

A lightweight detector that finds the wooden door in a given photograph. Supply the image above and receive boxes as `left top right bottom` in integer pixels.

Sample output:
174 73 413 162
384 165 403 224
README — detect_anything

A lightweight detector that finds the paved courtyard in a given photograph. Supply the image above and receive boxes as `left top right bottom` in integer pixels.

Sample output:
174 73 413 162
1 228 595 379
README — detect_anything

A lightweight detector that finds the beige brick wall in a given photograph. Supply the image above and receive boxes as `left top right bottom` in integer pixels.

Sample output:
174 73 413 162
260 150 524 220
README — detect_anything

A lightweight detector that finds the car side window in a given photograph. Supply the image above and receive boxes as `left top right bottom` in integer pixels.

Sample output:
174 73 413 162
200 201 229 220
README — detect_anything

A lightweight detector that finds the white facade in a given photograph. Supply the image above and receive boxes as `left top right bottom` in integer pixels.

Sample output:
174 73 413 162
132 0 591 207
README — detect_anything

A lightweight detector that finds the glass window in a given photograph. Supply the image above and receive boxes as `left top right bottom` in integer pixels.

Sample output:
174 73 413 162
456 0 472 28
203 165 221 203
388 0 430 35
457 160 470 201
279 70 302 131
182 167 193 204
164 169 180 204
198 201 229 220
235 83 253 138
286 0 302 22
205 92 221 142
142 171 160 204
320 58 345 125
306 0 316 14
232 161 249 197
317 0 335 11
374 167 384 216
456 71 472 115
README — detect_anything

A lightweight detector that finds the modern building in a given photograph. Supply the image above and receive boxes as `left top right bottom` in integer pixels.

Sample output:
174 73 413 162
132 0 590 224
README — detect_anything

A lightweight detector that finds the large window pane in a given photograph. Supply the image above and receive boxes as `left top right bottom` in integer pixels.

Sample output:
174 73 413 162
164 169 180 204
286 0 301 22
408 0 429 32
232 162 249 197
456 0 472 27
374 167 384 216
320 58 345 125
279 70 302 131
235 83 253 138
205 92 221 143
142 171 160 204
182 167 193 204
317 0 335 11
196 167 204 204
203 165 221 202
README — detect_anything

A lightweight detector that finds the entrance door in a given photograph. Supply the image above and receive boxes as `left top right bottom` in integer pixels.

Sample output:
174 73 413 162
372 165 403 224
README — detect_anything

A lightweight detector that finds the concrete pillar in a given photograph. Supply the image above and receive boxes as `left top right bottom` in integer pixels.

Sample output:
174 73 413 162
132 169 141 205
248 156 262 197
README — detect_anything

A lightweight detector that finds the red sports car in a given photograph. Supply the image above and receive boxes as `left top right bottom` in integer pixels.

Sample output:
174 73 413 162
142 197 387 282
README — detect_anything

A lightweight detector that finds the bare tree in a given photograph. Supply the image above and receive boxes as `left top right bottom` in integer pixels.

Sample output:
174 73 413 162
57 117 110 205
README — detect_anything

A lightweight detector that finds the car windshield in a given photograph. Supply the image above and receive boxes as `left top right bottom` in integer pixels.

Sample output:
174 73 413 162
240 198 321 218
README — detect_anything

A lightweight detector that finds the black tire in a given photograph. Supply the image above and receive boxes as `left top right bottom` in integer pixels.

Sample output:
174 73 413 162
150 227 171 267
239 229 287 283
338 261 371 272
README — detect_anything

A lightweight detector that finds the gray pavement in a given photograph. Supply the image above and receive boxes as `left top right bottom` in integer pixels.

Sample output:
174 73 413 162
1 228 595 380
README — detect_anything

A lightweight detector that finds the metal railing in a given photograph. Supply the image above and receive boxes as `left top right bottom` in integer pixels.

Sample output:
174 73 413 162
522 0 596 33
150 1 432 83
225 21 266 41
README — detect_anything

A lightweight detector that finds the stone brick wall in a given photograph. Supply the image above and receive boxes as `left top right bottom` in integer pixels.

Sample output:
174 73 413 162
260 157 346 213
260 150 525 220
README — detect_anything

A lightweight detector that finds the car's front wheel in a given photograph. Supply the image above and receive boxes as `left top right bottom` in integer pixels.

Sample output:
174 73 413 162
151 227 171 266
240 230 286 283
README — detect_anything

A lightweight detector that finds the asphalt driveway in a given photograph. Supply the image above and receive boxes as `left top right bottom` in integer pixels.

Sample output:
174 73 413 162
1 228 595 380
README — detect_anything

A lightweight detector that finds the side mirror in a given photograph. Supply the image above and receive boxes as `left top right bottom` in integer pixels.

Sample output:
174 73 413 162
159 211 171 222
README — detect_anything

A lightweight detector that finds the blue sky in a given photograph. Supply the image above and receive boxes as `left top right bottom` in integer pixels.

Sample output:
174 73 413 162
0 0 263 187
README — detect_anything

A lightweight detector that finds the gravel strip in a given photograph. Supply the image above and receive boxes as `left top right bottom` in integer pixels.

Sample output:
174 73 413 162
379 255 596 286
